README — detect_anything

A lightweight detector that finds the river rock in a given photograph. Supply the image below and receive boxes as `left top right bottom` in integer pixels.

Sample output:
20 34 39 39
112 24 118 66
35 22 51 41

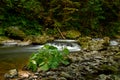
46 71 56 76
65 30 81 39
18 71 30 78
1 40 18 46
59 77 67 80
4 69 18 79
17 40 31 46
60 72 72 79
108 46 120 52
24 35 49 44
1 40 31 46
78 37 111 51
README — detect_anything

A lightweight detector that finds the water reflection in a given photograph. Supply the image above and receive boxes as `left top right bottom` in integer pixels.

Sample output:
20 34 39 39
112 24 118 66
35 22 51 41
0 46 35 80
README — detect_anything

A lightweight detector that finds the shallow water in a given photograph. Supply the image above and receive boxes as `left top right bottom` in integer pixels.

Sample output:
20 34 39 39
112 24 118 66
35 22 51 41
0 46 38 80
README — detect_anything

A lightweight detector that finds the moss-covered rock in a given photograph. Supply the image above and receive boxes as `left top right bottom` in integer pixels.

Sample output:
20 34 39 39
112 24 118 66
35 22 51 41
24 35 46 44
33 35 47 44
77 37 92 50
78 37 110 51
24 34 54 44
99 64 119 74
113 52 120 61
0 36 10 44
65 30 81 39
5 27 26 40
0 36 9 41
114 35 120 39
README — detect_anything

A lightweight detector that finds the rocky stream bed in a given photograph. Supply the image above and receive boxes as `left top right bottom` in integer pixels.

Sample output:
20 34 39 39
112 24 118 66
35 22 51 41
4 37 120 80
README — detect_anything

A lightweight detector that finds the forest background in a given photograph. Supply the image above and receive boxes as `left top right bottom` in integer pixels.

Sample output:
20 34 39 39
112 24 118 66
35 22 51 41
0 0 120 39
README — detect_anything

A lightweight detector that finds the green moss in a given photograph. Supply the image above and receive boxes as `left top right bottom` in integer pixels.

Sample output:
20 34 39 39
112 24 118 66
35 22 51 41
66 30 81 39
77 37 92 49
99 64 119 74
5 27 26 40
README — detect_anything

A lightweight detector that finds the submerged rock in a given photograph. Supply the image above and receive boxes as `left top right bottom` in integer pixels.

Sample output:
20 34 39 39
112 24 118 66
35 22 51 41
4 69 18 79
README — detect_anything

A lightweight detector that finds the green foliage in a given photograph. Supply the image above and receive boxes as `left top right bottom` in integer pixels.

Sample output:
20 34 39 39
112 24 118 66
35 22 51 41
27 45 69 71
0 0 43 35
81 0 104 30
0 0 120 37
0 28 4 36
1 13 42 35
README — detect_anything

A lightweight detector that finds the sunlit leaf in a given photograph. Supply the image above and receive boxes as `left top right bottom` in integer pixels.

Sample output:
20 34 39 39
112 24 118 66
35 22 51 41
40 64 49 71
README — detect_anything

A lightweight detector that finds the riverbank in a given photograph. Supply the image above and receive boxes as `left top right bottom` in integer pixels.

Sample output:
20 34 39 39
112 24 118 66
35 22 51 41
4 38 120 80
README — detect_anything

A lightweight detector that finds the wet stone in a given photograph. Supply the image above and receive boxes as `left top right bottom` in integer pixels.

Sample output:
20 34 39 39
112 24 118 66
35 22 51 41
46 71 56 76
4 69 18 79
59 77 67 80
60 72 72 79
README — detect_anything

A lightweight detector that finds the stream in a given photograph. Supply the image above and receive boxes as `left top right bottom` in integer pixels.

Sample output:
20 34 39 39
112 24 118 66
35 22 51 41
0 39 119 79
0 40 81 79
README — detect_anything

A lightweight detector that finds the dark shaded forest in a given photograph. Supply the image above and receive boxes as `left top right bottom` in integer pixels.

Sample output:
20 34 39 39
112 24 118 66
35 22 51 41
0 0 120 38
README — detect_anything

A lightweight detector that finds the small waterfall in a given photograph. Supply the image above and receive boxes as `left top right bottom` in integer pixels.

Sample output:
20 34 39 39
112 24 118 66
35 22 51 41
28 39 81 52
46 42 81 52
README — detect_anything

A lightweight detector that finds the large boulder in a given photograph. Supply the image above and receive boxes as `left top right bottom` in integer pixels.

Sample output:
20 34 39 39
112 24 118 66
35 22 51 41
5 27 26 40
24 34 54 44
78 37 110 51
65 30 81 39
32 35 47 44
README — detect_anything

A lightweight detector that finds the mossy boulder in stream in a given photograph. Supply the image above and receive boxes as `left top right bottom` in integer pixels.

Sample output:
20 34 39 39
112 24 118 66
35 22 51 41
78 37 110 51
5 27 26 40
